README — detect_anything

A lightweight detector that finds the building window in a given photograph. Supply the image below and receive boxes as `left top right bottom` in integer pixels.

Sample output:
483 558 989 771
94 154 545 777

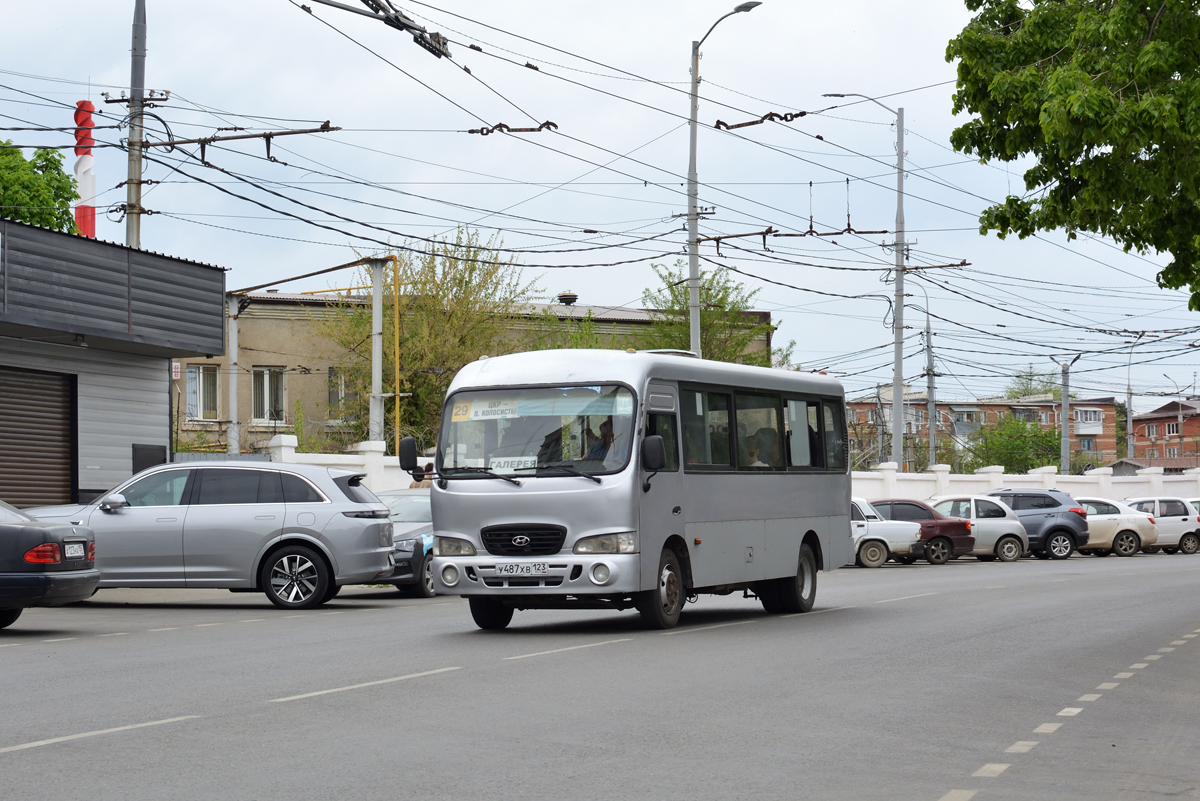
186 365 218 421
1148 423 1159 437
327 367 357 423
252 367 285 424
1167 446 1179 458
954 412 975 423
1075 409 1102 423
1147 448 1159 458
1079 437 1095 452
1039 411 1050 425
1167 422 1179 436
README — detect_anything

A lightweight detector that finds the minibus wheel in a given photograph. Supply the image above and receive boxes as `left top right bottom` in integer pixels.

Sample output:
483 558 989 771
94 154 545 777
469 598 514 630
764 543 817 614
637 548 684 629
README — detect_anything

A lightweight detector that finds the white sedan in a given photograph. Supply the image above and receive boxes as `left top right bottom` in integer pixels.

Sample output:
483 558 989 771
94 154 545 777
929 495 1028 562
851 497 923 568
1074 497 1158 557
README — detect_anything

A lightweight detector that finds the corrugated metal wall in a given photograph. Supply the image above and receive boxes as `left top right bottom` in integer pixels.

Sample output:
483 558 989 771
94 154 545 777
0 338 167 494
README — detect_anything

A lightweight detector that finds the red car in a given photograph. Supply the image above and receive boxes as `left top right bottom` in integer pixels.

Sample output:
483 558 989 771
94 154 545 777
870 499 975 565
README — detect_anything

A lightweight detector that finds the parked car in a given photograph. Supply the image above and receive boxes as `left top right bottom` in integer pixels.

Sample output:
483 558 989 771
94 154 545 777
27 463 395 610
870 499 974 565
985 489 1090 559
850 497 923 568
1073 497 1158 557
0 500 100 630
377 489 435 596
929 495 1028 562
1124 497 1200 555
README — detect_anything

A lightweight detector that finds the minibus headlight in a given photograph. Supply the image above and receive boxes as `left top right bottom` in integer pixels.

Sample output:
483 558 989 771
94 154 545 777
573 532 637 554
434 537 477 557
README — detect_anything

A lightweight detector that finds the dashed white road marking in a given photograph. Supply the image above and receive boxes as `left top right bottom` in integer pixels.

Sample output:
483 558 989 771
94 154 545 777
937 791 977 801
1114 672 1133 679
1006 741 1038 753
96 633 127 637
0 644 19 649
1078 693 1102 702
1049 578 1071 583
0 715 200 755
194 623 222 628
504 639 632 659
874 592 939 604
1058 708 1083 717
1194 629 1200 633
1158 647 1175 652
661 620 758 636
984 586 1006 589
239 619 265 623
782 606 854 619
41 638 76 643
1130 663 1149 669
973 764 1010 778
267 666 462 703
1034 723 1062 733
1145 654 1163 660
283 615 306 619
1183 634 1197 639
148 628 177 632
1097 683 1119 690
1170 640 1187 645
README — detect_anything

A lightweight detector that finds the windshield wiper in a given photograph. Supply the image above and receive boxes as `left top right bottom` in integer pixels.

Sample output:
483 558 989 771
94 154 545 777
442 467 521 486
513 464 602 484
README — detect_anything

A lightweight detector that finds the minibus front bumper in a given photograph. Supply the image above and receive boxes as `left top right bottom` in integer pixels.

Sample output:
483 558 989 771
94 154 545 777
433 553 640 596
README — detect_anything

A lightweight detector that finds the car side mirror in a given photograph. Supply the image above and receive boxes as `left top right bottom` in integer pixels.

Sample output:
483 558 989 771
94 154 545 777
398 436 420 474
99 493 128 512
641 435 666 492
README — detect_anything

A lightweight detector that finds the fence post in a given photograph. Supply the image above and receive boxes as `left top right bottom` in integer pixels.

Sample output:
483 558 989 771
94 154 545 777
1185 467 1200 498
975 465 1005 490
1136 466 1164 496
265 434 297 463
876 461 898 498
927 463 951 495
1085 466 1113 498
1028 465 1058 489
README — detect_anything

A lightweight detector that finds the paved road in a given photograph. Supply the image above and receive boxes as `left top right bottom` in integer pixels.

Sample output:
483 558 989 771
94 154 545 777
2 553 1199 800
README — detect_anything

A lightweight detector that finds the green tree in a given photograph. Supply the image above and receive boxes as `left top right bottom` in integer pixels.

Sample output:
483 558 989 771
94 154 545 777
961 414 1062 473
633 261 788 367
0 143 77 232
945 1 1200 305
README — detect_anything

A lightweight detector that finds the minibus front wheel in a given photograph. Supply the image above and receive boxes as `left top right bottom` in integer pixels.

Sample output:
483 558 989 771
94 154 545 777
637 548 685 629
469 597 514 630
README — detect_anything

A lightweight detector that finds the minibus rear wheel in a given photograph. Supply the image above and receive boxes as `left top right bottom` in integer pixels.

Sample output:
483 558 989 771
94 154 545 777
469 597 514 630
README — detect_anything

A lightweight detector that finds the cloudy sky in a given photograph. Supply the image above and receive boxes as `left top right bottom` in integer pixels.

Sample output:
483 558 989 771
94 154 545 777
3 0 1195 412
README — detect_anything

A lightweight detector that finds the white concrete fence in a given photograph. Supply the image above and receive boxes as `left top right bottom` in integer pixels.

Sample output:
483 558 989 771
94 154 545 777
263 435 1200 502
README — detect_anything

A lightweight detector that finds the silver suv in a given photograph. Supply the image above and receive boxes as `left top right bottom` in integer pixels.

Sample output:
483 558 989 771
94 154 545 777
28 462 394 610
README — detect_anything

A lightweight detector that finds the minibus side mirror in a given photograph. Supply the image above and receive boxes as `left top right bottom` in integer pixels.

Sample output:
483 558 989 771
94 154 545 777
398 436 420 475
641 435 666 492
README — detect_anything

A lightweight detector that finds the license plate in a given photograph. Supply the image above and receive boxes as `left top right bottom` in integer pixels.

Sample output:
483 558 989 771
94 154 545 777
64 542 86 559
495 563 548 576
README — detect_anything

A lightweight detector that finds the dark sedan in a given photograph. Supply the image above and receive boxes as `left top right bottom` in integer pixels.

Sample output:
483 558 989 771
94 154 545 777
0 500 99 629
871 499 975 565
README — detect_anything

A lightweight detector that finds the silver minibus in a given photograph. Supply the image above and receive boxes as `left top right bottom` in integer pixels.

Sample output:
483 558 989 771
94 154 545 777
398 349 853 630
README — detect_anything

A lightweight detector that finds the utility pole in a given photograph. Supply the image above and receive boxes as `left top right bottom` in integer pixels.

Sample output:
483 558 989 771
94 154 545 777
369 259 385 442
926 318 936 468
1052 355 1080 474
125 0 146 248
1165 374 1184 457
891 107 906 470
227 295 239 455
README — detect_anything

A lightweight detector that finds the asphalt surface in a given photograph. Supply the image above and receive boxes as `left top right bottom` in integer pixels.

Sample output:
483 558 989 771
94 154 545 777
2 552 1199 801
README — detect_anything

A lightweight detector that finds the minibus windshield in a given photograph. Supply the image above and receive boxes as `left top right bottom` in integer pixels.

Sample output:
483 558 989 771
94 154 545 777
440 385 636 477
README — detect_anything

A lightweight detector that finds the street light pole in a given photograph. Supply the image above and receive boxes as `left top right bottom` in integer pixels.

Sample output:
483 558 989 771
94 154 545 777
1165 374 1184 457
687 2 761 358
822 92 904 467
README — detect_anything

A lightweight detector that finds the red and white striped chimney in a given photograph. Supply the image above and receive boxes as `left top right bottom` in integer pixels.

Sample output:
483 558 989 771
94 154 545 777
73 100 96 238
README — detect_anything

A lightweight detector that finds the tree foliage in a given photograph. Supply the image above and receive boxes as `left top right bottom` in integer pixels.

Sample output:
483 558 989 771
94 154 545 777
633 261 786 366
945 1 1200 305
1005 365 1060 398
961 414 1062 473
0 144 77 233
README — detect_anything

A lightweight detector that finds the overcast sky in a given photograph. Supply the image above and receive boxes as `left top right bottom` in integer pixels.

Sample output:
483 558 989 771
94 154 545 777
3 0 1195 413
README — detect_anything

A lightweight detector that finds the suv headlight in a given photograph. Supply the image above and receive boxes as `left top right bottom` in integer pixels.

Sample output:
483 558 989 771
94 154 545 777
394 538 417 552
573 532 637 554
434 537 476 557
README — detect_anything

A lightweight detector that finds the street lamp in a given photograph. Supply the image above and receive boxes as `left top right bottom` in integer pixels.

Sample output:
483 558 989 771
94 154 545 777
1164 373 1184 457
823 92 905 468
687 1 762 358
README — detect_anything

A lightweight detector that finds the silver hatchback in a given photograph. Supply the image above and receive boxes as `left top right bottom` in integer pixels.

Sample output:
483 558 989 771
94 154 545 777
27 462 394 610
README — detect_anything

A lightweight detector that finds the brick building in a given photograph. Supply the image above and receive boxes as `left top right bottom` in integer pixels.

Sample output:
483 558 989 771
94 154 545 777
1130 400 1200 462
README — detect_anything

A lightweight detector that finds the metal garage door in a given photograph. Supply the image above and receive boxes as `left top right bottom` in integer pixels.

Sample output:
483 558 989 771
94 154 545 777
0 366 74 507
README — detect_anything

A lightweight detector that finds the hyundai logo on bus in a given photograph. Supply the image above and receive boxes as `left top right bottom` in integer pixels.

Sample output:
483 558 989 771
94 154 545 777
511 536 531 547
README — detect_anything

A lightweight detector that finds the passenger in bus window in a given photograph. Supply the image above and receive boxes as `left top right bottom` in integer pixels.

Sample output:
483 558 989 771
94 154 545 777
586 419 614 460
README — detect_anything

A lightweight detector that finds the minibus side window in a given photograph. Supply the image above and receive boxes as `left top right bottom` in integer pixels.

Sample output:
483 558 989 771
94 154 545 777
822 402 847 470
734 393 784 470
647 413 680 472
785 399 816 467
681 390 732 468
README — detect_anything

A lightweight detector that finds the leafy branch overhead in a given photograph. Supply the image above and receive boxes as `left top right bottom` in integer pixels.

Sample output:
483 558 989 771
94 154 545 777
0 143 78 233
946 0 1200 305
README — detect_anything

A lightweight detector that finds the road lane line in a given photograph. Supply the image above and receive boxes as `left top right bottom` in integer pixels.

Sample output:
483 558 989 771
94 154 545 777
1058 708 1083 717
973 764 1009 777
0 644 19 648
1049 579 1071 583
1183 634 1197 639
267 667 462 703
1114 672 1133 678
984 586 1006 589
1034 723 1061 733
1006 741 1038 753
1158 647 1175 652
1097 683 1119 690
1129 663 1149 669
1078 694 1102 701
874 592 939 604
0 716 201 755
505 639 632 659
1171 640 1187 645
41 638 76 642
661 620 759 636
284 615 306 619
239 619 265 623
96 633 127 637
782 606 854 619
1144 655 1163 660
937 791 976 801
195 623 222 628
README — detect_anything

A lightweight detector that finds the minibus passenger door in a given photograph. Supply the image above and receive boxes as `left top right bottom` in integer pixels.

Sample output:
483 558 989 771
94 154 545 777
640 388 684 572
